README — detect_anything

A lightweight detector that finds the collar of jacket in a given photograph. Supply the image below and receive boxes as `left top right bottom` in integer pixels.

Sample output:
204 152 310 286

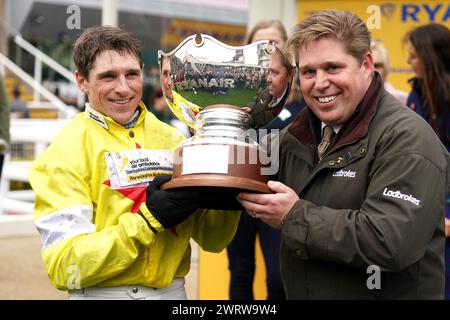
288 72 383 151
408 77 420 91
247 87 289 129
84 101 148 131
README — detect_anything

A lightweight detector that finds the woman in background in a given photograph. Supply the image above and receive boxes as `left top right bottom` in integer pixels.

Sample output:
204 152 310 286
406 23 450 299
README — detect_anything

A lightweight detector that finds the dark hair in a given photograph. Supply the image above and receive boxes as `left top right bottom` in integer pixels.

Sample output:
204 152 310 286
73 26 143 79
288 9 371 65
407 23 450 141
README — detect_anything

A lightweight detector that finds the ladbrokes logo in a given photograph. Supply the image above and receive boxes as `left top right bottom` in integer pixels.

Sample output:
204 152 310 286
382 188 421 206
332 169 356 178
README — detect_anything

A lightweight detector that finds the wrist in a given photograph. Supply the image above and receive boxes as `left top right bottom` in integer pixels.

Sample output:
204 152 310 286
281 198 301 227
137 211 158 234
139 203 164 233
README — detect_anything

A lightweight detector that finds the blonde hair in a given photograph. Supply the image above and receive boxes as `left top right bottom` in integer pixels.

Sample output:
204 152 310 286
371 39 391 74
246 20 288 45
288 10 371 64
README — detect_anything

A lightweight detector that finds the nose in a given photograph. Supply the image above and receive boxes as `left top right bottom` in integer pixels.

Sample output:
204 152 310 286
167 76 173 88
314 70 330 90
406 56 412 65
115 75 130 94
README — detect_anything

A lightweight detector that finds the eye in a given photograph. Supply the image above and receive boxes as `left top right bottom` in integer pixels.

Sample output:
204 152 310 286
374 63 384 69
102 75 115 81
127 71 140 78
269 70 279 77
326 65 339 73
301 69 315 78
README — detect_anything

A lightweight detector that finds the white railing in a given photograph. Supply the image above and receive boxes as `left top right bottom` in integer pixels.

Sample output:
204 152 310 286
14 34 75 84
0 119 70 217
13 34 85 108
0 52 72 118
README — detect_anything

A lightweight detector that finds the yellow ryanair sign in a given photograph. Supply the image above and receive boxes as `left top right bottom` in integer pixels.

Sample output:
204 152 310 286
160 18 246 49
298 1 450 91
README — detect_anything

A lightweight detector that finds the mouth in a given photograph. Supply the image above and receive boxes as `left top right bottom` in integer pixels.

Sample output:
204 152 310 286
316 94 338 104
109 98 133 105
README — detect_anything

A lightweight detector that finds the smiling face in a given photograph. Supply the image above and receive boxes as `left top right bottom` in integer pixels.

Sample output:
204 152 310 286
160 56 174 101
298 37 373 126
76 50 143 125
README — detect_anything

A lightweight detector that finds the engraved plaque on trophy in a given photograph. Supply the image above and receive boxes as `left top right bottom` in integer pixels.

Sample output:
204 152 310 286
158 34 293 193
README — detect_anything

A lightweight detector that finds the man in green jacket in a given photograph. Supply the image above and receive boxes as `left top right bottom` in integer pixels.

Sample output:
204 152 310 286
237 9 450 299
0 75 10 180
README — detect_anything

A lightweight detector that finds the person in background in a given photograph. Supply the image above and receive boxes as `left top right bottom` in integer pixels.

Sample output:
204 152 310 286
141 65 160 112
150 88 175 124
0 75 10 181
370 39 408 105
29 26 240 300
405 23 450 299
247 20 306 129
237 9 449 299
160 55 174 102
150 88 190 138
227 19 298 300
9 85 29 118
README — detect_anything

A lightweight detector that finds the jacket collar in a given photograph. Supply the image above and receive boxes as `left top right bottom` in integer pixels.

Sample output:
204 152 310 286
288 72 383 150
408 77 420 91
84 101 148 131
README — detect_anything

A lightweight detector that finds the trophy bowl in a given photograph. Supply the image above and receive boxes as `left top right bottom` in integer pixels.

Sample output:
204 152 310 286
158 34 293 193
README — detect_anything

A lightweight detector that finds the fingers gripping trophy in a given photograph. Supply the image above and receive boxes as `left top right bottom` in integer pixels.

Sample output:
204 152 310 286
158 34 294 193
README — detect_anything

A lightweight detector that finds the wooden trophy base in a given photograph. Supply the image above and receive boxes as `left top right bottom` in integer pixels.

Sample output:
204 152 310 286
162 173 271 193
161 143 272 194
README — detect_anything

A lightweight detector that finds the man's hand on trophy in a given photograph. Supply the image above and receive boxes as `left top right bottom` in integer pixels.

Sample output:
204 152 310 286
236 180 299 229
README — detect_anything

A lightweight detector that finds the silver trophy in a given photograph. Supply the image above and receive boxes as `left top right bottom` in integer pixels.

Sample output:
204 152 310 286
158 34 293 193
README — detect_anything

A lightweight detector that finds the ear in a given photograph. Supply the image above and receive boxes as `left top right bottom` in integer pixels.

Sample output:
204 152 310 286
75 70 88 94
361 52 374 78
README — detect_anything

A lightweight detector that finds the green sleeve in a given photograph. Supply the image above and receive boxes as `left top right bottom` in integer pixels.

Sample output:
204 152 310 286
0 76 10 149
